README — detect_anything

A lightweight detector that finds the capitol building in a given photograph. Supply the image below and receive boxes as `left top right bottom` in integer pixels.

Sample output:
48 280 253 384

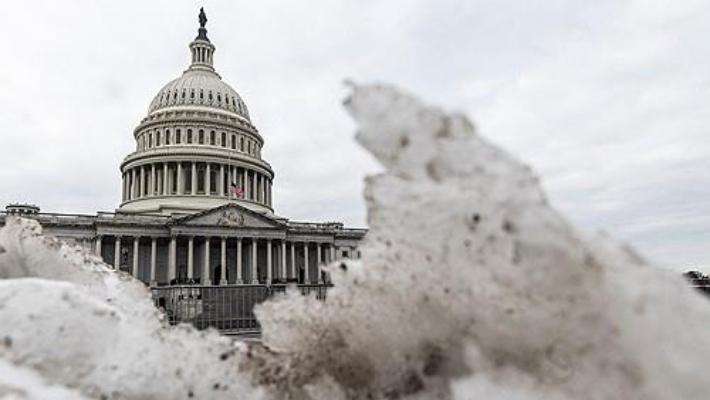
1 10 365 290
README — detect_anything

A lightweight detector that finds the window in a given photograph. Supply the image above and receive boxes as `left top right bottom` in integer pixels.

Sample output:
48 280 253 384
165 129 171 145
200 90 204 100
210 131 215 145
240 137 245 151
156 132 161 146
231 134 236 149
248 141 252 154
198 130 204 144
173 91 178 101
191 90 195 99
208 91 213 101
181 90 186 99
176 129 182 144
187 129 193 144
221 132 226 147
217 94 222 103
148 133 153 148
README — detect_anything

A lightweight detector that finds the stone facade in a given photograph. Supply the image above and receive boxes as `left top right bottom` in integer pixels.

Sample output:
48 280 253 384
0 11 365 287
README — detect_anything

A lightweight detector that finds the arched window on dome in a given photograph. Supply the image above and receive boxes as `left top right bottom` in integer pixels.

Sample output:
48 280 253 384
191 90 195 100
176 129 182 144
217 94 222 104
165 129 171 145
156 131 162 147
198 130 204 144
240 137 245 152
148 133 153 148
232 98 236 108
208 92 213 102
247 140 252 155
210 131 216 146
200 90 204 100
221 132 226 147
231 134 236 150
187 129 193 144
181 90 186 99
173 91 178 102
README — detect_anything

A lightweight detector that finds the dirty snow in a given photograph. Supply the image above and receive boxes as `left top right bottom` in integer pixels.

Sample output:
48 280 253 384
1 83 709 400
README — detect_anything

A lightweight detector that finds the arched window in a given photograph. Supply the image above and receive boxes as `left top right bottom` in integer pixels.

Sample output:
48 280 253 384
165 129 171 145
217 94 222 103
210 131 216 145
173 91 178 101
190 90 195 99
176 129 182 144
208 91 213 101
181 90 186 99
221 132 226 147
247 140 252 154
187 129 193 144
148 133 153 148
240 137 245 151
199 90 204 100
198 130 204 144
231 134 236 149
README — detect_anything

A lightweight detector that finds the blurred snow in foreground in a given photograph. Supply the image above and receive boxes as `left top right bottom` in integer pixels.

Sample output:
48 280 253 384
1 83 709 400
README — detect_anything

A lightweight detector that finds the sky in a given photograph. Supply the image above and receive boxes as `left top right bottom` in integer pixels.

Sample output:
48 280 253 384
1 0 709 272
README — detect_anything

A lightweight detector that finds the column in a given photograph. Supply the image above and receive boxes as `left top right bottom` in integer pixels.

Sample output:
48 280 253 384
191 162 197 195
132 169 138 198
94 235 102 257
252 172 257 201
206 163 211 195
139 166 145 197
251 239 258 284
266 239 273 285
187 236 194 281
121 174 126 201
168 236 177 284
220 237 227 285
132 236 140 278
150 164 156 195
281 241 286 281
290 242 296 280
303 242 310 284
236 238 243 284
203 237 211 285
245 170 251 200
177 162 183 195
163 163 169 195
317 242 323 283
219 164 225 197
150 237 157 286
113 236 121 270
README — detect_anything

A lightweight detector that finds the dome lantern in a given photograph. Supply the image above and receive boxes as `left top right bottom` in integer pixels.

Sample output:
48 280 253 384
189 8 215 73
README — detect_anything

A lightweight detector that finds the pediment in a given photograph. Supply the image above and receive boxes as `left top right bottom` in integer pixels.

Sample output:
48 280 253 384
173 204 283 229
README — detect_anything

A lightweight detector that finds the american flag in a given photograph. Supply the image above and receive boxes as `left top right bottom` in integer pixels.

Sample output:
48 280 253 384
230 183 244 198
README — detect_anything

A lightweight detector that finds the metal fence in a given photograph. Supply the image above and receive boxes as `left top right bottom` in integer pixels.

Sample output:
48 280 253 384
151 284 331 335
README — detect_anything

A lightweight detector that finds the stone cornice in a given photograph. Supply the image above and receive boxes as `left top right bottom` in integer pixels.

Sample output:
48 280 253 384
120 147 274 176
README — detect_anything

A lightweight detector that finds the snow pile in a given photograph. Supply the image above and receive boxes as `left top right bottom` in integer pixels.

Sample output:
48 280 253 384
253 83 710 399
1 83 709 400
0 218 262 400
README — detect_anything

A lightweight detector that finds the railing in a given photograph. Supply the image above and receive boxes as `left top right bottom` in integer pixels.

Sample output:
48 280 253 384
151 284 331 335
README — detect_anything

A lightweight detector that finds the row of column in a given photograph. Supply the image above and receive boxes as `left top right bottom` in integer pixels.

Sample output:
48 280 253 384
121 162 272 207
95 235 356 286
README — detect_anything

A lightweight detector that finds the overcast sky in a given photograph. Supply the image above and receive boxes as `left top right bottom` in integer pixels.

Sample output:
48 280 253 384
1 0 709 271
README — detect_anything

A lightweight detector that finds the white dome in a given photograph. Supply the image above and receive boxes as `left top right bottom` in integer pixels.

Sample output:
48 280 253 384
148 69 251 120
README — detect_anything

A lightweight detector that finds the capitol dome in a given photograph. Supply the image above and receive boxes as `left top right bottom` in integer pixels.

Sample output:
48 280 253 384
118 9 274 216
148 69 251 121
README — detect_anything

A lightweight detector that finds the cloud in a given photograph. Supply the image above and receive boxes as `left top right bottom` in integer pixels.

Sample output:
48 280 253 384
0 0 708 271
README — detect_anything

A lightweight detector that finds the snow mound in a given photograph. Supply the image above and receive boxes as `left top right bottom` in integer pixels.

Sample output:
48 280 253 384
253 83 710 399
0 83 709 400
